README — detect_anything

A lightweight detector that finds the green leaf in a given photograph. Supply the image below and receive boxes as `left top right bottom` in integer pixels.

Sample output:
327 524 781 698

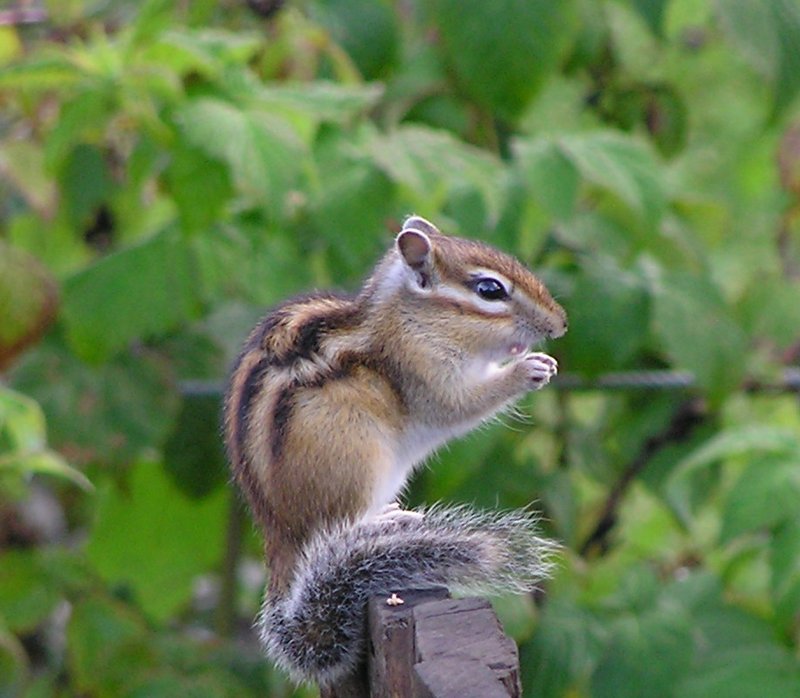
630 0 670 37
0 386 46 454
716 0 778 78
0 25 22 66
432 0 578 120
253 82 384 126
646 85 689 157
0 628 27 698
67 597 152 696
86 460 227 622
140 30 220 79
58 144 114 231
666 574 800 695
0 53 83 91
313 0 399 80
665 426 800 524
165 142 232 235
522 598 604 697
366 125 506 219
559 258 650 376
62 229 200 362
0 386 91 489
128 0 174 48
175 97 305 213
0 451 93 491
0 551 61 633
139 28 262 88
122 672 235 698
771 515 800 632
308 129 394 276
558 131 665 225
599 571 800 698
662 571 771 647
678 645 800 698
771 0 800 118
651 272 748 402
189 224 311 307
566 0 610 72
591 607 694 698
0 242 58 370
0 140 57 217
163 395 227 499
516 138 580 220
10 339 180 467
671 425 800 478
717 0 800 119
491 594 537 642
720 453 800 542
44 90 113 172
738 277 800 350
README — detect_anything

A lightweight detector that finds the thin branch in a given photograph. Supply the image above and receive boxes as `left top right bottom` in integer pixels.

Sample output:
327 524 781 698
579 398 705 557
215 490 246 637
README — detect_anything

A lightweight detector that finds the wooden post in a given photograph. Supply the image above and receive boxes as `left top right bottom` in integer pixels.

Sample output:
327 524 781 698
322 587 522 698
412 597 522 697
368 586 451 697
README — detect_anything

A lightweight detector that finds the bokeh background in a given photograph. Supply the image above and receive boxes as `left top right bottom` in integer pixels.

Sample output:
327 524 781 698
2 0 800 696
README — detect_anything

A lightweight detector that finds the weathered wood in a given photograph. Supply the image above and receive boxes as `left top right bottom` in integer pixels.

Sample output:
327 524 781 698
367 586 451 698
413 598 521 696
321 587 522 698
414 658 512 698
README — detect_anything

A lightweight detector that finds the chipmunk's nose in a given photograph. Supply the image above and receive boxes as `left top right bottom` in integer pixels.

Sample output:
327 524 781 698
549 325 567 339
547 307 568 338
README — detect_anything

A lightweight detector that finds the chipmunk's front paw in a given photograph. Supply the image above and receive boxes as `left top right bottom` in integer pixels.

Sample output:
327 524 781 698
524 352 558 389
373 501 424 525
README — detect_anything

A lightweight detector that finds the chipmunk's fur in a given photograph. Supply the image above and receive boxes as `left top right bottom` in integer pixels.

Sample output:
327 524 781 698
223 216 567 686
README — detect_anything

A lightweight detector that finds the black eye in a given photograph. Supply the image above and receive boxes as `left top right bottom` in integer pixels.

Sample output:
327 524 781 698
472 277 508 301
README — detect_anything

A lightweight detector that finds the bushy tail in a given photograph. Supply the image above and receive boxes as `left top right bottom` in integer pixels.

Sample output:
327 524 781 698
258 505 558 686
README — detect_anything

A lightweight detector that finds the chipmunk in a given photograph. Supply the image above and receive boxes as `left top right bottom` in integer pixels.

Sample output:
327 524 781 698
223 215 567 686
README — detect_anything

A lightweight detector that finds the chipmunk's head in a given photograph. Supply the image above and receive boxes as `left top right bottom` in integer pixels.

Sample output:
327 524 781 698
385 215 567 359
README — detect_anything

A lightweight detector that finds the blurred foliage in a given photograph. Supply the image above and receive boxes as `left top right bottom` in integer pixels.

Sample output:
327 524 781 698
1 0 800 695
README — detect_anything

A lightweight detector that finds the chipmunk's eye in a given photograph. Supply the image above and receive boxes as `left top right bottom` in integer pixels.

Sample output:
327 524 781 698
472 277 509 301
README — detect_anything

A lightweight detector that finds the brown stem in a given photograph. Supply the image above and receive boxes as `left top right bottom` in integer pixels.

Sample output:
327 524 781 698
215 491 246 637
579 398 705 557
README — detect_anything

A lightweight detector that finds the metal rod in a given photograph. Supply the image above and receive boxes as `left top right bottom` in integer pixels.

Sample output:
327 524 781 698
178 368 800 398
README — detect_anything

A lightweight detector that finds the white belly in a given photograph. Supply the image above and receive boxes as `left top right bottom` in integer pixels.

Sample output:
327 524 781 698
367 421 475 514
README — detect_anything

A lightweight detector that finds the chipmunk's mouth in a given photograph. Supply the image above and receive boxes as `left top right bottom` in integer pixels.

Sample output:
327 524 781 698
501 327 549 357
490 333 540 363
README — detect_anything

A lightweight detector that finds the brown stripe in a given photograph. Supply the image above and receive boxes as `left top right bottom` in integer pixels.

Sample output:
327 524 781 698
333 351 409 414
278 300 363 366
222 351 274 531
235 451 273 532
234 356 272 469
270 385 296 462
243 312 282 354
242 291 348 356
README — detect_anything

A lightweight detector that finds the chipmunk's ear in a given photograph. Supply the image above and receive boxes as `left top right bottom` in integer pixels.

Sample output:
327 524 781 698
401 215 441 237
396 227 433 289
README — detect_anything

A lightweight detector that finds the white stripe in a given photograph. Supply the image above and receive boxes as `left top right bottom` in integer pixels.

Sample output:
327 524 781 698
433 284 511 315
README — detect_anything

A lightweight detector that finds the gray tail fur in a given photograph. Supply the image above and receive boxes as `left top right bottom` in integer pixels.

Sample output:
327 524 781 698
258 504 558 686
